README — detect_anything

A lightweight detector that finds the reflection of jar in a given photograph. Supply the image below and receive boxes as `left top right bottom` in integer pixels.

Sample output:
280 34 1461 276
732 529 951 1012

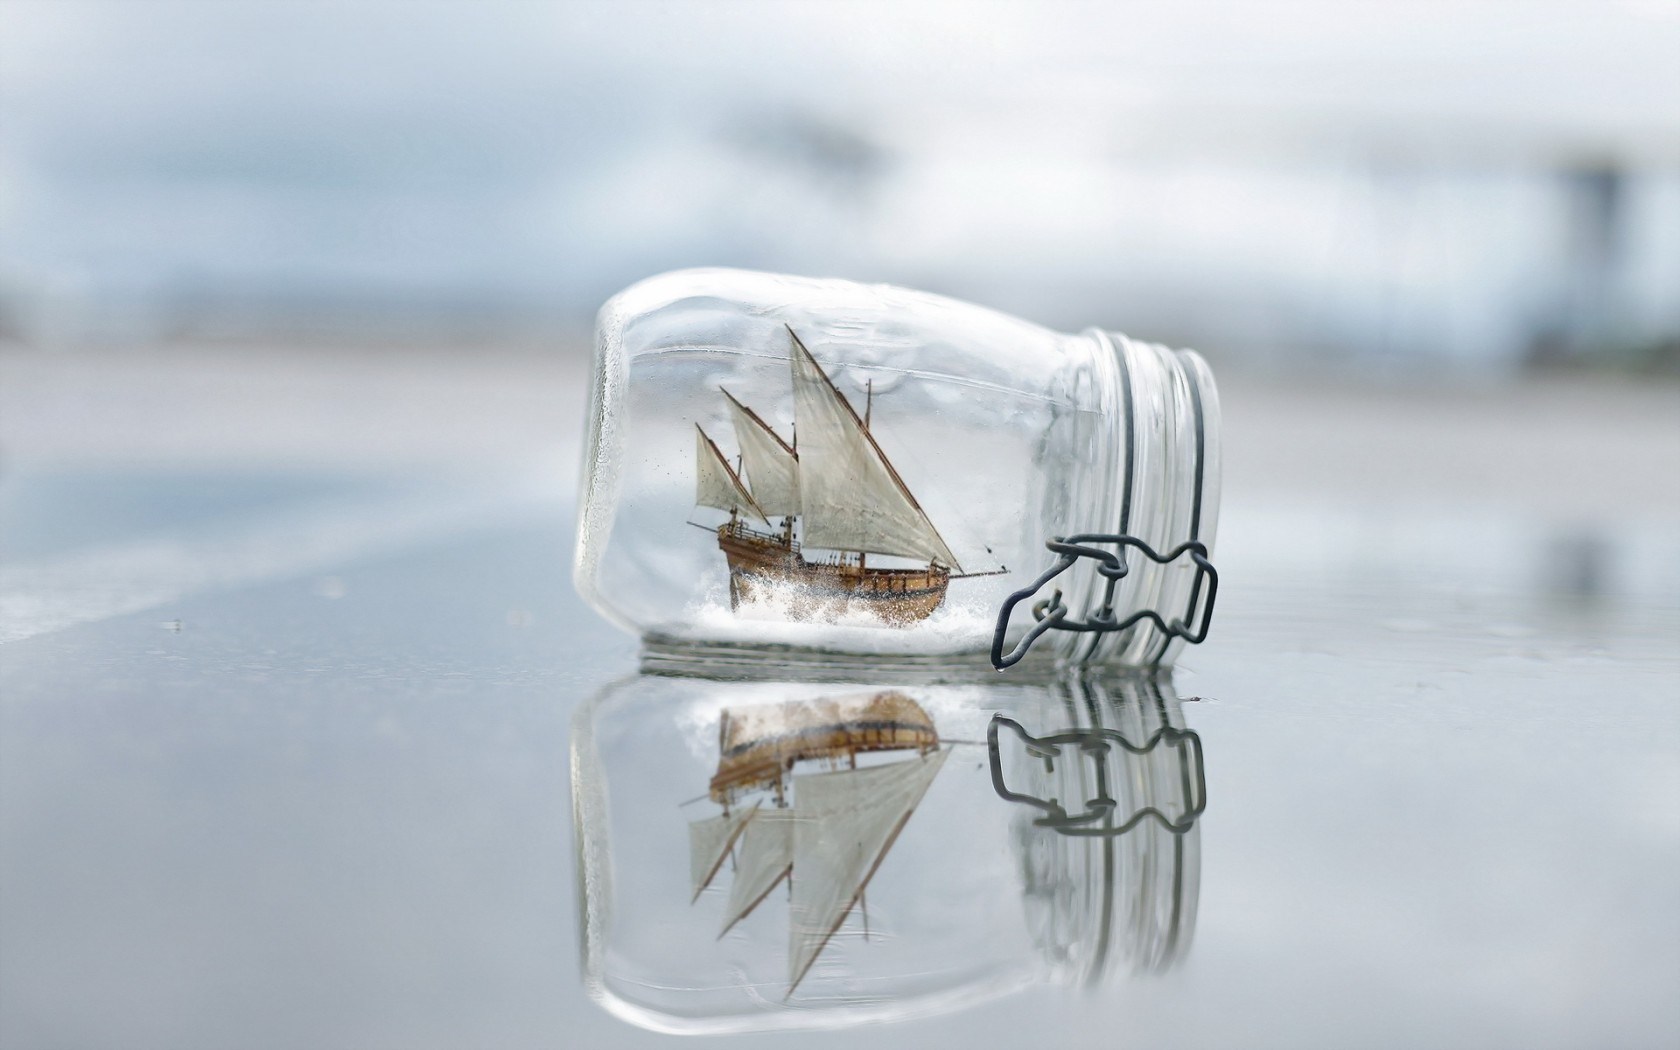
989 672 1203 982
571 662 1205 1035
575 269 1220 666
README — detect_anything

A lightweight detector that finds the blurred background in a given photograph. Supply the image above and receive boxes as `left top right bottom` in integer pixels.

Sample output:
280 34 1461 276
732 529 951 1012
4 0 1677 598
2 0 1677 371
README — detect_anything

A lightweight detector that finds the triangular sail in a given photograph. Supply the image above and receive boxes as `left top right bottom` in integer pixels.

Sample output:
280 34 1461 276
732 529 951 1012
786 330 962 570
719 808 796 936
695 424 769 524
786 749 949 992
688 804 756 902
723 389 800 517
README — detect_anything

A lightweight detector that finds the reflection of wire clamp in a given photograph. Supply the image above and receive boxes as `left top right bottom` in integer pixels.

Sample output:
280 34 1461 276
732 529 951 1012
987 714 1206 836
990 534 1218 670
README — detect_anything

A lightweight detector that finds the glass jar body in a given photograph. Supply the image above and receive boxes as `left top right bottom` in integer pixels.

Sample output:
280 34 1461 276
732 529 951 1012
575 269 1218 665
571 665 1203 1034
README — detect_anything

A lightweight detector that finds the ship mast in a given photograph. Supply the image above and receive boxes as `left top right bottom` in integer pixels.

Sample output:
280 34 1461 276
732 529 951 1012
861 378 871 572
784 326 962 571
705 329 965 575
720 387 799 545
691 694 946 992
695 424 769 525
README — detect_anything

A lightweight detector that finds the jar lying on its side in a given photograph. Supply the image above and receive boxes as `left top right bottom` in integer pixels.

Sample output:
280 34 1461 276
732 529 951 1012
572 664 1205 1034
574 268 1220 667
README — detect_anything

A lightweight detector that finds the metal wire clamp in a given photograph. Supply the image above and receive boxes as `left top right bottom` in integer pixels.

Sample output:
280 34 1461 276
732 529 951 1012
986 714 1207 836
990 534 1218 669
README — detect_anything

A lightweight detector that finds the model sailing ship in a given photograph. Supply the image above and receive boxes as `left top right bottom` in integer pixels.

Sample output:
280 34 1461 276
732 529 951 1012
687 691 948 995
694 326 978 625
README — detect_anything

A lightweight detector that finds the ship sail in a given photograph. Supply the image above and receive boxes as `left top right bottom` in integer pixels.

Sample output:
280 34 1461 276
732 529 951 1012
695 424 769 523
786 330 962 570
723 389 800 517
786 748 950 992
688 804 757 902
719 808 796 936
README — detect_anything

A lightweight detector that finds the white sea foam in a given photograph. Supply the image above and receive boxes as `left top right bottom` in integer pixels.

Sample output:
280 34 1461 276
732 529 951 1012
679 578 998 657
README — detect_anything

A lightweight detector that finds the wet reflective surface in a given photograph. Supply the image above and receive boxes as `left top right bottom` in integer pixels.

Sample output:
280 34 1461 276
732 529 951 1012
3 374 1678 1048
575 668 1204 1033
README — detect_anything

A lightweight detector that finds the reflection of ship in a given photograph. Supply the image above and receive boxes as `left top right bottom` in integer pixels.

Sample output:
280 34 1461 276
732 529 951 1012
987 673 1204 980
693 327 968 625
688 691 948 994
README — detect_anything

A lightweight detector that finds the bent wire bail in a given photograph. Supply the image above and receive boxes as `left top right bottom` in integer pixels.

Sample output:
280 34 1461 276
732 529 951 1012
986 713 1208 836
990 533 1219 670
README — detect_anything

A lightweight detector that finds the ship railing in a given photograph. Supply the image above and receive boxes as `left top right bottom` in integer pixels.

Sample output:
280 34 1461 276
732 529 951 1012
721 518 800 554
720 520 943 577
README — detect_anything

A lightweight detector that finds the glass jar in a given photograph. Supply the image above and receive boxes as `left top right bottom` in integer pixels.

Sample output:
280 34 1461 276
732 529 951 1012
571 663 1205 1034
575 268 1220 667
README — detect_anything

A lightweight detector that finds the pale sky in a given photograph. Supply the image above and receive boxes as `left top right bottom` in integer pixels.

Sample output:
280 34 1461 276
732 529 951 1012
1 0 1676 359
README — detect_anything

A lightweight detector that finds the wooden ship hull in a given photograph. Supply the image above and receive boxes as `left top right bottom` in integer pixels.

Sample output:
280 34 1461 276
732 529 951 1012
707 691 940 804
717 521 950 625
694 329 970 630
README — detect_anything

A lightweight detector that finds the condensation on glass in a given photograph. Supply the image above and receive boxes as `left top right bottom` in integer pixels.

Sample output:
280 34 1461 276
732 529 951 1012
575 268 1220 665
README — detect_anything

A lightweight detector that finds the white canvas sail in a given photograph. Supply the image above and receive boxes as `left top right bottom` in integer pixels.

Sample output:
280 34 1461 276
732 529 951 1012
723 390 800 517
786 331 962 569
719 807 796 936
695 424 768 523
786 749 949 992
688 804 756 902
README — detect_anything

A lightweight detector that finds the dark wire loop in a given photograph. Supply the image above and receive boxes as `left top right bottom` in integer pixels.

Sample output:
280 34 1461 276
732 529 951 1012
990 533 1218 670
986 714 1206 836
